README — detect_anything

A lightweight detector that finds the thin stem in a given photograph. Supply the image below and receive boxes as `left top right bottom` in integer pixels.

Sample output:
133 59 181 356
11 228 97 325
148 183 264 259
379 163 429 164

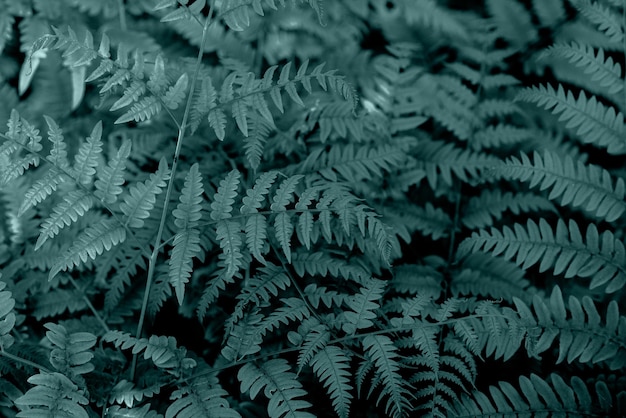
131 7 215 382
0 349 52 374
117 0 127 31
67 276 110 333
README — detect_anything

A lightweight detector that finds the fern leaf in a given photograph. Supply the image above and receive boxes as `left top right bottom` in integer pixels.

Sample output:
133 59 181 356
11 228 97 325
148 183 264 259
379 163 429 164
169 163 204 304
343 278 385 334
574 0 623 43
19 170 67 216
72 121 103 185
498 150 626 222
44 323 96 377
362 335 411 418
516 84 626 153
220 0 324 31
211 169 241 221
451 373 613 416
94 139 131 204
244 112 272 170
513 285 626 368
35 190 94 250
532 0 566 27
216 220 244 279
163 72 189 110
14 372 89 418
296 322 330 373
540 42 623 94
310 345 353 418
0 280 16 350
43 115 69 168
167 374 241 418
120 157 170 229
49 218 126 280
238 358 315 418
110 80 146 112
222 312 264 361
115 96 162 124
459 218 626 293
33 289 88 320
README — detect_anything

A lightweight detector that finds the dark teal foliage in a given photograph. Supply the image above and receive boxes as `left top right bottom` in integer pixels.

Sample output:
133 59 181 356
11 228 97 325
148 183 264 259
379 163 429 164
0 0 625 417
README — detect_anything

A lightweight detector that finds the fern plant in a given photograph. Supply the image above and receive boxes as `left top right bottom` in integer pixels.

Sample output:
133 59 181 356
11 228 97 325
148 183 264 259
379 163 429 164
0 0 625 417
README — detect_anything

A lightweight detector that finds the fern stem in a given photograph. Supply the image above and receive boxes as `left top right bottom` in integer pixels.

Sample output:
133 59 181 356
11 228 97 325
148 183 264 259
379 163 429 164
0 348 52 374
131 6 215 382
117 0 127 31
67 276 110 333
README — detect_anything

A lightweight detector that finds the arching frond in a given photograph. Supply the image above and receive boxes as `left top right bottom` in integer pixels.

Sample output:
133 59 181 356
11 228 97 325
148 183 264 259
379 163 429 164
14 372 89 418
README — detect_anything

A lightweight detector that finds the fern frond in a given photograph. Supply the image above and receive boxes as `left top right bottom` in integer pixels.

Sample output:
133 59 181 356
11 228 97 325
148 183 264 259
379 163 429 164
310 345 353 418
462 190 557 230
222 312 263 361
238 358 315 418
532 0 566 27
167 373 241 418
486 0 537 47
94 139 131 204
71 121 103 185
241 171 277 262
362 334 412 418
120 157 170 229
513 285 626 368
14 372 89 418
516 84 626 153
169 163 204 305
115 96 162 124
19 170 67 217
343 278 385 334
44 322 96 377
540 42 623 95
35 190 94 251
0 280 16 350
573 0 623 43
49 218 126 280
498 150 626 222
458 218 626 293
106 404 161 418
33 289 88 320
219 0 324 31
451 373 614 416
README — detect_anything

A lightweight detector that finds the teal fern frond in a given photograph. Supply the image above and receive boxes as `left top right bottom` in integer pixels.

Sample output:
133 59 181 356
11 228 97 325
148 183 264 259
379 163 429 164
169 163 204 304
458 218 626 292
461 190 556 230
513 285 626 368
44 322 96 378
572 0 623 44
342 278 386 335
362 334 412 418
539 42 623 95
33 289 88 320
0 109 43 186
166 372 241 418
14 372 89 418
310 345 353 418
516 84 626 154
107 404 161 418
0 280 16 350
238 358 315 418
103 331 196 373
35 190 94 251
497 150 626 222
450 373 614 417
217 0 325 31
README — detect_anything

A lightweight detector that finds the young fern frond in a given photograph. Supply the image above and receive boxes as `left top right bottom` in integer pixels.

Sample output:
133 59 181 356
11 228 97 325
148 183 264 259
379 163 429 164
497 150 626 222
343 278 385 335
458 218 626 293
44 323 96 378
310 345 353 418
238 358 315 418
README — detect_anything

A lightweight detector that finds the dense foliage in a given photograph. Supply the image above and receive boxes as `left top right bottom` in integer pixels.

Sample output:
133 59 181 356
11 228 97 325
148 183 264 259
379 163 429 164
1 0 626 416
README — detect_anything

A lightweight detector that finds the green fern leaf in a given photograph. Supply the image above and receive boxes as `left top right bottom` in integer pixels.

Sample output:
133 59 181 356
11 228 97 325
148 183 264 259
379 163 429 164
211 169 241 221
222 312 264 361
295 322 330 373
574 0 623 43
115 96 162 124
43 115 69 168
110 80 146 112
238 358 315 418
516 84 626 153
498 150 626 222
33 289 88 320
216 220 244 279
310 345 353 418
120 157 170 229
167 374 241 418
106 404 161 418
19 170 67 217
163 72 189 110
35 190 94 250
71 121 103 185
241 171 277 263
540 42 622 94
49 218 126 279
0 280 16 350
343 278 385 334
220 0 324 31
14 372 89 418
94 139 131 204
169 163 204 304
459 218 626 293
362 334 411 418
44 322 96 377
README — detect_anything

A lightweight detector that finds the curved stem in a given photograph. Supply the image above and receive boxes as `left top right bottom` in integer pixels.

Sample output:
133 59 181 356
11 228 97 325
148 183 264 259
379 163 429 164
131 7 215 382
0 349 52 374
